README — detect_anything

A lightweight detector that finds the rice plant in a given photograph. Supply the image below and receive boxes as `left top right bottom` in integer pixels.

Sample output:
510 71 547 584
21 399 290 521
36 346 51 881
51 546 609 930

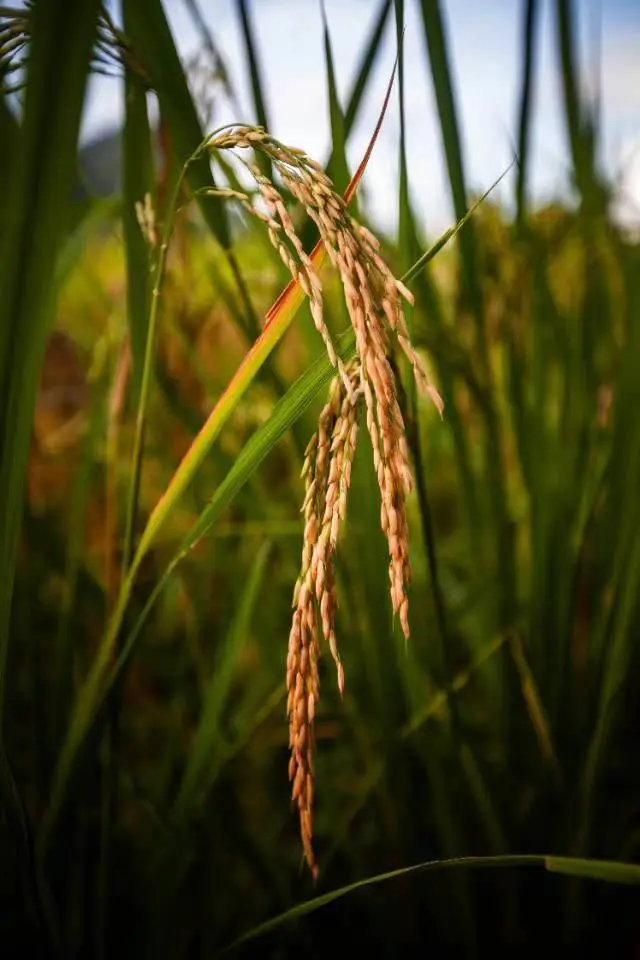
1 0 640 957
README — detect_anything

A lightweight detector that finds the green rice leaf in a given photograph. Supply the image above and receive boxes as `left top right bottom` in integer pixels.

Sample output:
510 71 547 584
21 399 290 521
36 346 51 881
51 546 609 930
122 0 155 401
123 0 231 249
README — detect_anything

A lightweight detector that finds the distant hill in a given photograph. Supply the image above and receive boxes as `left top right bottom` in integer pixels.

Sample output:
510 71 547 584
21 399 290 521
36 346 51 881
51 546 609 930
77 127 124 198
76 124 249 239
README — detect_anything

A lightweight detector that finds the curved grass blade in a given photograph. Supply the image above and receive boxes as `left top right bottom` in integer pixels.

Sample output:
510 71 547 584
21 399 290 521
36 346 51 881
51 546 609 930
402 161 515 287
223 854 640 952
548 857 640 885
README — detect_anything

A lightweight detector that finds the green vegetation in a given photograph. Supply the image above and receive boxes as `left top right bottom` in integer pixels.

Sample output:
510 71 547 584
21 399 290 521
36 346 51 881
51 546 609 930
1 0 640 956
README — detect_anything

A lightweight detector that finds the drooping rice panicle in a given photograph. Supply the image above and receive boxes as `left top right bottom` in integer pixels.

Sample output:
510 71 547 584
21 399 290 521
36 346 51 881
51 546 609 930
207 125 443 874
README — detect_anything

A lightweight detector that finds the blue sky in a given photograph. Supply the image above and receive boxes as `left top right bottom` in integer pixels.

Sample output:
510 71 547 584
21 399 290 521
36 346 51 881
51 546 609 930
82 0 640 233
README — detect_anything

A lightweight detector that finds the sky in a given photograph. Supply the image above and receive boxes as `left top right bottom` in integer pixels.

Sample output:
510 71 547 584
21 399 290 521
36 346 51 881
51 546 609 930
80 0 640 234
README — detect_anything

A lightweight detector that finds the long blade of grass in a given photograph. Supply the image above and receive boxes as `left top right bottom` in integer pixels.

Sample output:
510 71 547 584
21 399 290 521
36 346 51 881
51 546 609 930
417 0 481 315
0 0 99 944
0 0 99 705
395 33 481 569
122 0 154 403
417 0 513 574
236 0 269 131
402 162 515 287
395 0 456 701
125 0 264 347
547 857 640 885
419 6 516 752
236 0 272 180
123 0 230 250
515 0 539 226
394 3 412 271
393 20 480 932
301 0 392 248
509 632 562 779
570 306 640 867
120 149 190 579
224 854 640 951
555 0 598 207
344 0 392 133
320 0 350 196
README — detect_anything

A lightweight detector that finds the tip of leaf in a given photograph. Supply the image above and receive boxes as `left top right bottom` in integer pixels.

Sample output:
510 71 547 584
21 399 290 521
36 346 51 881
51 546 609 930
427 384 445 419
